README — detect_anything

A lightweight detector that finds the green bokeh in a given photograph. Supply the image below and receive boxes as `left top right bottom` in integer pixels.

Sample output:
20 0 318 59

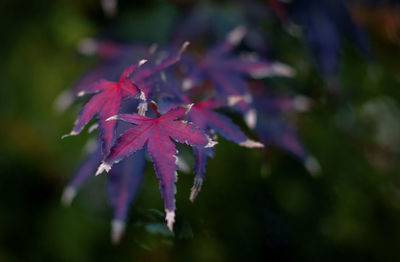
1 0 400 261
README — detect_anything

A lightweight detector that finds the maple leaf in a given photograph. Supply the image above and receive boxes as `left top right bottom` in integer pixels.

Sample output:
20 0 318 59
250 83 320 175
72 42 148 96
158 72 264 200
171 3 271 57
62 63 143 155
182 26 294 113
188 99 263 146
129 42 190 100
61 145 147 244
190 146 214 202
96 106 214 231
54 41 188 113
249 81 312 115
272 0 370 88
61 146 103 206
159 71 263 146
54 41 149 113
256 113 320 175
188 99 264 200
108 148 146 244
62 105 148 244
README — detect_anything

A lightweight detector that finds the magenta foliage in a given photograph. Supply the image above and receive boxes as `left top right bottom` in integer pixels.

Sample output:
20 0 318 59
60 20 316 243
62 65 141 154
158 71 264 199
54 41 149 113
97 106 211 231
73 40 148 96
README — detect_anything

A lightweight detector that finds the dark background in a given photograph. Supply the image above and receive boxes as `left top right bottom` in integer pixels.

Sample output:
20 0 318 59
1 0 400 261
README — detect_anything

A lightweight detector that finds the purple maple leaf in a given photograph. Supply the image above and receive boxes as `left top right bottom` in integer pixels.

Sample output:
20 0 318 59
128 42 190 103
108 148 146 244
182 26 294 113
61 145 147 243
170 3 272 57
189 99 263 146
54 40 189 113
158 72 264 199
96 106 214 231
188 99 264 200
61 145 103 206
250 83 320 174
272 0 370 89
190 146 214 201
256 113 320 175
62 42 190 155
62 101 148 243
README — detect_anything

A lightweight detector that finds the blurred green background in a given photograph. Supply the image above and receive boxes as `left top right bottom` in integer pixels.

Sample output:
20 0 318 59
1 0 400 261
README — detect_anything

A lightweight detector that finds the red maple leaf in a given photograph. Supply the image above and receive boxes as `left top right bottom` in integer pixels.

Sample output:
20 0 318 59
96 106 215 231
62 62 146 154
62 42 190 155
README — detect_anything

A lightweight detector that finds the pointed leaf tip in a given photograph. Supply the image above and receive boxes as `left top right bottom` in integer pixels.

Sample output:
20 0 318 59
292 96 311 112
190 177 203 202
139 90 146 101
148 43 158 54
305 156 321 176
205 137 218 148
88 123 99 133
96 162 112 176
239 139 264 148
183 103 194 115
111 220 126 245
182 78 193 91
165 210 175 232
61 131 78 139
54 90 73 113
227 96 244 107
249 62 295 79
179 41 190 56
270 62 296 77
137 102 148 116
138 59 147 67
227 94 252 106
106 115 119 121
77 37 98 56
61 186 77 206
245 109 257 129
227 25 246 46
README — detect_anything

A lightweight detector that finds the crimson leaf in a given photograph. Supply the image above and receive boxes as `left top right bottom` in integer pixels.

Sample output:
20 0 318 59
62 64 141 155
96 107 213 231
159 73 263 200
54 41 148 113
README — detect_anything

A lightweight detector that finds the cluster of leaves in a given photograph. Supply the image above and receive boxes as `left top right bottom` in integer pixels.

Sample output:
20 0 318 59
57 2 323 244
269 0 370 91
